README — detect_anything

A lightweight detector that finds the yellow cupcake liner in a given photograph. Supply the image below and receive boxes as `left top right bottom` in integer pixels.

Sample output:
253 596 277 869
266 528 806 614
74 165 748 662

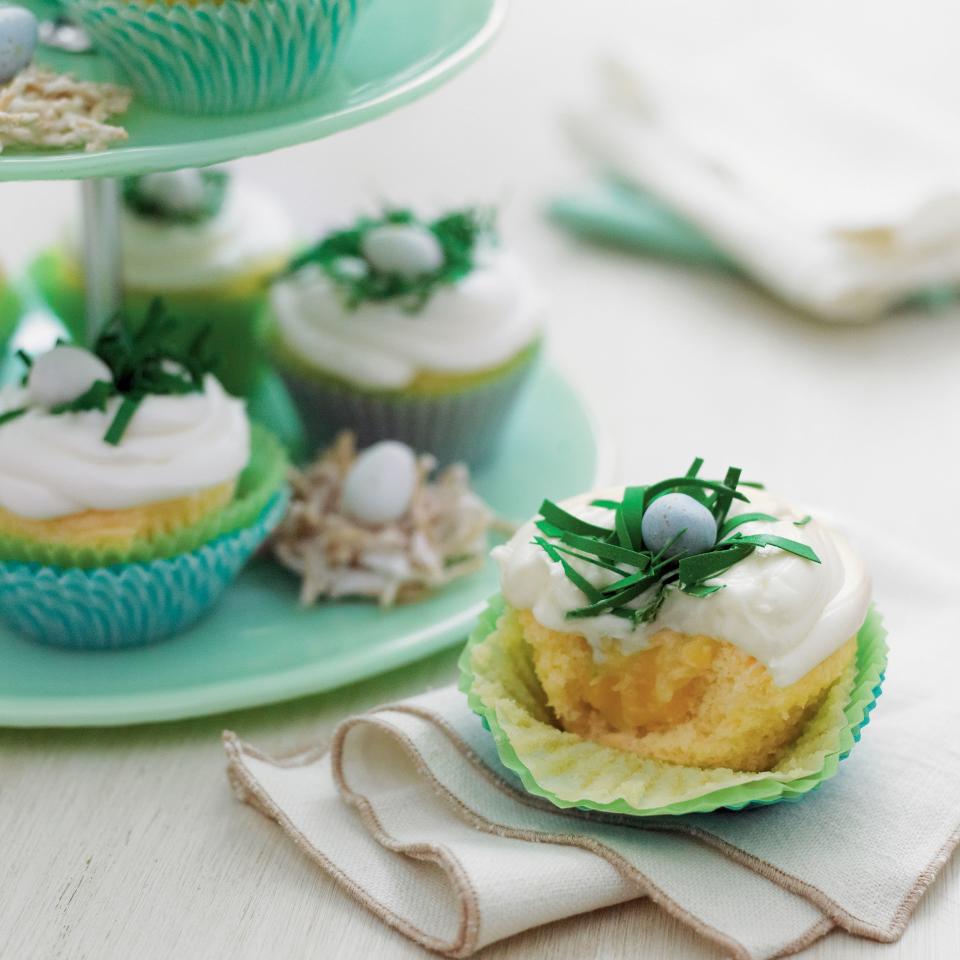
459 597 888 816
0 424 288 570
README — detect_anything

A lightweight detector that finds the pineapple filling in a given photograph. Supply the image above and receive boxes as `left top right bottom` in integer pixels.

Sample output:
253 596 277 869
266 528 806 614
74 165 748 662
584 633 721 732
520 608 727 736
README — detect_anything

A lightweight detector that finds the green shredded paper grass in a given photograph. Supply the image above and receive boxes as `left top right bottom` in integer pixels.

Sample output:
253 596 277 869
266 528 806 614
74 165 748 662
533 459 819 627
283 207 494 312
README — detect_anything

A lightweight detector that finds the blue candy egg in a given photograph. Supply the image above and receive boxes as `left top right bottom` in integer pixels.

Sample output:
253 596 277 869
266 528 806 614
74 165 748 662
0 6 37 84
641 492 717 559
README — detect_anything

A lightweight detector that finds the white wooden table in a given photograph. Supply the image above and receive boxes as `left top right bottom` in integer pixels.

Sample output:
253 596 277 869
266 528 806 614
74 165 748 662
2 2 958 957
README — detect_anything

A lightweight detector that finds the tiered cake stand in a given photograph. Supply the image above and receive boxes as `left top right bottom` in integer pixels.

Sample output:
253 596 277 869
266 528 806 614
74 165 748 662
0 0 610 727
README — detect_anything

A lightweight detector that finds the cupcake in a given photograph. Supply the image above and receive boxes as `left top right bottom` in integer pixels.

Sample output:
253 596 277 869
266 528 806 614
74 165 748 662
268 208 544 466
461 461 886 814
31 168 295 395
0 304 288 650
61 0 365 115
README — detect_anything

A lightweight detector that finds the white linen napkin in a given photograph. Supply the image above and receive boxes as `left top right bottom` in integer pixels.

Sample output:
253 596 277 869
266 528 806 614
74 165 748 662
569 1 960 321
224 526 960 958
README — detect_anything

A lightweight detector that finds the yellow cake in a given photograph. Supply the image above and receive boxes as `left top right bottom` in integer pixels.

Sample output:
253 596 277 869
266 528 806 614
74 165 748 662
491 468 872 773
519 608 856 772
0 481 235 551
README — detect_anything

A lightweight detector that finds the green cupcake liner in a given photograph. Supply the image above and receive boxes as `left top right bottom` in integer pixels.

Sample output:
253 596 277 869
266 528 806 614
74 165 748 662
459 596 888 817
29 250 272 396
64 0 364 115
0 423 289 569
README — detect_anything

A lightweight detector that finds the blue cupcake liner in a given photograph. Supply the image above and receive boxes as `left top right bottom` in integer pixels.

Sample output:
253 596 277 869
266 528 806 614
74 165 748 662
280 348 541 467
64 0 364 115
0 491 287 651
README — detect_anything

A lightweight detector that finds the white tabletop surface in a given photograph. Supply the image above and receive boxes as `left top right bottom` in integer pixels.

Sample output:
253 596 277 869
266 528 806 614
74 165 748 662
1 2 958 958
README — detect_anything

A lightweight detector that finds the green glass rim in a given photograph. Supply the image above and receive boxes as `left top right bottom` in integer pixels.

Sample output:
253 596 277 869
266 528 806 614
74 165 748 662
458 595 888 817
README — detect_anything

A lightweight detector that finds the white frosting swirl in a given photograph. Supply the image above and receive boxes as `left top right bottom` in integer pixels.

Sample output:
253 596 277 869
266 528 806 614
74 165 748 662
0 376 250 519
67 182 295 292
493 487 872 687
270 248 543 389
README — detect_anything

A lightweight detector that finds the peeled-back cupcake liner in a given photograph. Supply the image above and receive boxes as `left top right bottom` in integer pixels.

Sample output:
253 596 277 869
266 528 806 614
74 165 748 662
0 492 287 651
64 0 364 115
0 423 288 569
29 250 274 395
278 345 541 467
458 596 888 817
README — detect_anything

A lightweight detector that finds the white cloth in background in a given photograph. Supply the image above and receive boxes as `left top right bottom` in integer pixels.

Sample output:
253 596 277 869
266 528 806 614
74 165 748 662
224 524 960 958
569 2 960 321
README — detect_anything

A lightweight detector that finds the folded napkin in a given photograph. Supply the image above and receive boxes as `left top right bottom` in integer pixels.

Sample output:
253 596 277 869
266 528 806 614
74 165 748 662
224 525 960 958
567 2 960 321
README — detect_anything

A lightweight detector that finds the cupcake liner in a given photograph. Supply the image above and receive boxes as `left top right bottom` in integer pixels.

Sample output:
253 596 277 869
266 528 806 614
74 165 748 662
29 250 274 395
278 344 541 467
0 492 287 651
459 596 888 817
64 0 364 115
0 423 288 569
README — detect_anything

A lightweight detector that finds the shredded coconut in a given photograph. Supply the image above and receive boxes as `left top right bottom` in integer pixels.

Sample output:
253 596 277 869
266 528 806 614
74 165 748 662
273 432 501 606
0 66 131 153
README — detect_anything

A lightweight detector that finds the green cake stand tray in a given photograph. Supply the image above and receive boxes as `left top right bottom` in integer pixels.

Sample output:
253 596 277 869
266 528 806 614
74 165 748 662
4 0 508 180
0 363 613 727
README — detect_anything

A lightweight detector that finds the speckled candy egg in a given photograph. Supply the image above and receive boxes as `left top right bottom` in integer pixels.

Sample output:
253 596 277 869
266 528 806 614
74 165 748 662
360 224 445 279
0 6 38 84
641 492 717 559
27 345 112 409
342 441 419 526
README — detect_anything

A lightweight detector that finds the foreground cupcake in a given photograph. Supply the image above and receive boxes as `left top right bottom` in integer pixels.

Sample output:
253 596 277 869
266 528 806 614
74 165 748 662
62 0 364 114
268 208 544 465
460 461 887 814
0 304 288 650
31 168 294 395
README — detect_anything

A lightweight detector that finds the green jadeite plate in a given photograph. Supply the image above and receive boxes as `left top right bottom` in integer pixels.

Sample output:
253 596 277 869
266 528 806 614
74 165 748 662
0 364 612 727
1 0 506 180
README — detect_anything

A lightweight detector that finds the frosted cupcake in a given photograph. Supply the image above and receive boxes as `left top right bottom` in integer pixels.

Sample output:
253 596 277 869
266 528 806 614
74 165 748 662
268 208 543 466
461 461 886 813
62 0 364 114
0 305 288 649
31 168 295 395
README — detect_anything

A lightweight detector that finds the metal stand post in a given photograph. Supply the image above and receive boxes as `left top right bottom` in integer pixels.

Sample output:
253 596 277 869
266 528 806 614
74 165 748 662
80 178 123 345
